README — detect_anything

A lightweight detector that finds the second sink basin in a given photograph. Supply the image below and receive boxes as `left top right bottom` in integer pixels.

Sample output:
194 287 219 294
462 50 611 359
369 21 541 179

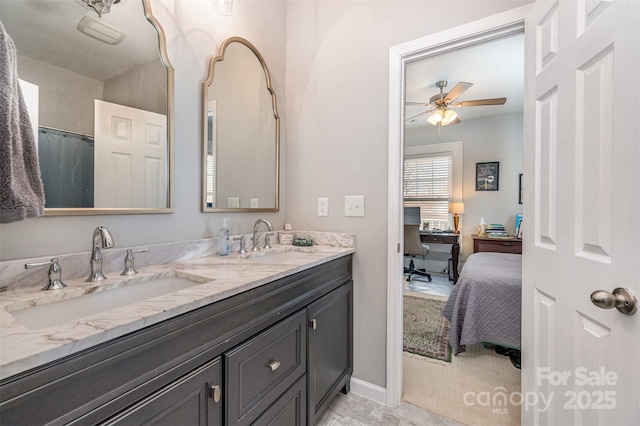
10 275 206 330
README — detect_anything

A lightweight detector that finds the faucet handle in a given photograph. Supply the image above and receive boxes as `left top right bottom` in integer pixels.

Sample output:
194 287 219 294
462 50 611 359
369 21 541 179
25 258 67 291
121 248 148 276
251 237 261 252
233 236 246 254
264 233 273 249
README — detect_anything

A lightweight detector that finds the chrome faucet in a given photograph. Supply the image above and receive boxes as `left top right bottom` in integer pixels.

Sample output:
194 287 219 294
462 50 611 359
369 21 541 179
252 218 274 251
87 226 115 282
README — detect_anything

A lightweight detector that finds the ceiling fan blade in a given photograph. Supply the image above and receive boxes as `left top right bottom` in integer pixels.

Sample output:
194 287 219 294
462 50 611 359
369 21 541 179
451 98 507 107
405 101 432 106
405 110 429 122
443 82 473 103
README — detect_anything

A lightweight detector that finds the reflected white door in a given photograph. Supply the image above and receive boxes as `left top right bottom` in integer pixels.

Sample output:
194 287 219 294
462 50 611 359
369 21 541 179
94 100 167 208
523 0 639 424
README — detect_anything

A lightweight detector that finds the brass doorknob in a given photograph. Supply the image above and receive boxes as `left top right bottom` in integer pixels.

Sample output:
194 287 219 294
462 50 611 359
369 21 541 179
590 288 637 315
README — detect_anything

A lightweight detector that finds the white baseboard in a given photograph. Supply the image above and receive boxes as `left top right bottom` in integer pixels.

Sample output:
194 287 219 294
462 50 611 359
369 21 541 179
349 377 390 406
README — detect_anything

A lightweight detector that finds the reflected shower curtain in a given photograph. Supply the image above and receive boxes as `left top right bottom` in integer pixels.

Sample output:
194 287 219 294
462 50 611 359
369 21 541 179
37 128 94 208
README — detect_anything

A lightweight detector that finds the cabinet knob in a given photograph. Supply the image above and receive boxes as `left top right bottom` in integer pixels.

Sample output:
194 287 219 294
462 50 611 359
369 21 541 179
268 360 281 371
309 318 317 329
209 384 221 403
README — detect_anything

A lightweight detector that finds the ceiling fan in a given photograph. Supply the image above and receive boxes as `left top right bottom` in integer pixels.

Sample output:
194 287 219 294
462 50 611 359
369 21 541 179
406 80 506 133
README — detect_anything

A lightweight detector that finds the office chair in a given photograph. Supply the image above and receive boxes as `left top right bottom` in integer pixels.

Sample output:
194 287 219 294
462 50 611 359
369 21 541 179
404 224 432 282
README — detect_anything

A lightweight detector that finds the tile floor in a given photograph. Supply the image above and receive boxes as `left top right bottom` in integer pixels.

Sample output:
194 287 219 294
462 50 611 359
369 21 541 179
317 392 463 426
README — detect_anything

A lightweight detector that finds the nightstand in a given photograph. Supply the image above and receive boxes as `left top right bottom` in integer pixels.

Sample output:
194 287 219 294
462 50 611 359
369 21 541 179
472 234 522 254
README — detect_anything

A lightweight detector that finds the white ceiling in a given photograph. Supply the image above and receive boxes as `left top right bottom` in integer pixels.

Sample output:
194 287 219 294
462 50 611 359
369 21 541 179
0 0 159 82
405 33 524 130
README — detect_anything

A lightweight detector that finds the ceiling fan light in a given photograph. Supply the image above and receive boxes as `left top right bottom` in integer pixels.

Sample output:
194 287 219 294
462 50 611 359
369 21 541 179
441 109 458 125
427 110 443 125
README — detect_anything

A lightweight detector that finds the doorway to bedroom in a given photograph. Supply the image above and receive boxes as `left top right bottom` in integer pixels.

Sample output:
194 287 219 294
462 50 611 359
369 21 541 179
397 15 525 426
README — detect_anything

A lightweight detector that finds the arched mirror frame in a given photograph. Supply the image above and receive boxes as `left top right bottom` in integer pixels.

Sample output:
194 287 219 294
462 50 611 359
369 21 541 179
201 37 280 212
44 0 175 216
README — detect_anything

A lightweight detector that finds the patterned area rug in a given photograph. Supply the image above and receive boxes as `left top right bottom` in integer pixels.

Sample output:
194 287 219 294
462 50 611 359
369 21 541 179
403 294 452 362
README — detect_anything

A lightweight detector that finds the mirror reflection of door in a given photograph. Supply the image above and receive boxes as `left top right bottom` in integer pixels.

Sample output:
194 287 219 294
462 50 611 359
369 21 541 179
94 100 167 208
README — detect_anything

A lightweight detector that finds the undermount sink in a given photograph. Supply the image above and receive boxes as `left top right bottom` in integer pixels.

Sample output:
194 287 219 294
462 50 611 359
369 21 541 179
247 250 308 263
10 275 205 330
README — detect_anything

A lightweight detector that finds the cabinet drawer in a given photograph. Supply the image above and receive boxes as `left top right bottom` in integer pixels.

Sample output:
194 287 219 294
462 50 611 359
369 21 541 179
252 376 306 426
225 309 306 425
476 241 522 254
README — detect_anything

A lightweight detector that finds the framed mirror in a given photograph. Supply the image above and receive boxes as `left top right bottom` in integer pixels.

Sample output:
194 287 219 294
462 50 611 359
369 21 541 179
0 0 174 215
202 37 279 212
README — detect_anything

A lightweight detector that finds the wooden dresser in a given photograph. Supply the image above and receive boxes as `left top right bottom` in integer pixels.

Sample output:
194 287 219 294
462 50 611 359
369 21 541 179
472 234 522 254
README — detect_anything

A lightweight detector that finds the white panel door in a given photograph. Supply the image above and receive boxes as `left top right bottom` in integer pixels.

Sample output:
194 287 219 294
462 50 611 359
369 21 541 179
18 79 39 146
523 0 639 424
94 100 167 208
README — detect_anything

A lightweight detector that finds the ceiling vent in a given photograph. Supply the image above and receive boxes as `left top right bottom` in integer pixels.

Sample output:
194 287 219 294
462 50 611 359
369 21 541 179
77 15 126 45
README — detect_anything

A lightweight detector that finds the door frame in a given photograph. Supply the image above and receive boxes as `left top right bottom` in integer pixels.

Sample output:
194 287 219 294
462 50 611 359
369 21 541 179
385 5 531 407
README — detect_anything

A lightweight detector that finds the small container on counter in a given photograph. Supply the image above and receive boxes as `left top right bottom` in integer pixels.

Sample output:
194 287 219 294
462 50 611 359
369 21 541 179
279 231 295 245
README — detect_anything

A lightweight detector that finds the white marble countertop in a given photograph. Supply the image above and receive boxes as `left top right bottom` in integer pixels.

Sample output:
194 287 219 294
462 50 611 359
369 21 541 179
0 244 354 380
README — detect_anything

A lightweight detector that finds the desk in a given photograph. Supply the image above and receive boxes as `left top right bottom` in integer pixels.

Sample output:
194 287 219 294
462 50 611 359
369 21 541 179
419 232 460 283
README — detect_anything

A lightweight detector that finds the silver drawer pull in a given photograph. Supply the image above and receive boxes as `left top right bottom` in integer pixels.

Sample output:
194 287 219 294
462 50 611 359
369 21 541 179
310 319 317 329
268 360 281 371
210 384 221 403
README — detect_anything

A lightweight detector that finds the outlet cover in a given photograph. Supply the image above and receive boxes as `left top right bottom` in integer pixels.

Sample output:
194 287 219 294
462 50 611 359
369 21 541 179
228 197 240 208
318 198 328 216
251 198 259 208
345 195 365 217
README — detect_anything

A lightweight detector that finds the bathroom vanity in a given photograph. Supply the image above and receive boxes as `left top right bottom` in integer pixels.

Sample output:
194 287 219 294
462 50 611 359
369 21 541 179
0 243 353 425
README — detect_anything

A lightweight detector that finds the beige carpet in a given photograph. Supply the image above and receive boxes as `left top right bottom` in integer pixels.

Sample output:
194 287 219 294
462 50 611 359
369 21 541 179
403 340 521 426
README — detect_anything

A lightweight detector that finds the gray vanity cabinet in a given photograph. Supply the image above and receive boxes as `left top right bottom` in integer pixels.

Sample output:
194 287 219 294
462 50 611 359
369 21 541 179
307 283 353 425
0 255 352 425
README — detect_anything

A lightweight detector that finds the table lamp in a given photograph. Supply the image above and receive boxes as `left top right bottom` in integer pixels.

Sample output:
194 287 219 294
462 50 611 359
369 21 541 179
449 202 465 234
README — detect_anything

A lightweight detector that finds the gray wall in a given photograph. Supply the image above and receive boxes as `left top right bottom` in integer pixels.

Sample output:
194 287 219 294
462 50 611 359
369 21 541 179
285 1 530 389
1 0 531 393
104 58 168 115
17 55 103 136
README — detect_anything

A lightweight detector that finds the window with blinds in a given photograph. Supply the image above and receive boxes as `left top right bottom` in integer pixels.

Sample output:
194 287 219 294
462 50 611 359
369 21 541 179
403 154 453 230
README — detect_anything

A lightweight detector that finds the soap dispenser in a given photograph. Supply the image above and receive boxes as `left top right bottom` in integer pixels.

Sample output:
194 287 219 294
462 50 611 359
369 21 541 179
218 218 230 256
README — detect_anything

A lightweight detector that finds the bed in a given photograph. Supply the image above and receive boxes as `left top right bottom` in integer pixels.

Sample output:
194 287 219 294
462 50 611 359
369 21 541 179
442 252 522 355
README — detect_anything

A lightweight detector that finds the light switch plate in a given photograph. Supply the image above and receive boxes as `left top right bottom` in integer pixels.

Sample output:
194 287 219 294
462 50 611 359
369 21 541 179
345 195 365 217
251 198 259 208
228 197 240 208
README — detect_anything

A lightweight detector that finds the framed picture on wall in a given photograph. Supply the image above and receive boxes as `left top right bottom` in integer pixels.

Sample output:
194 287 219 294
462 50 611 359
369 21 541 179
518 173 523 204
476 162 499 191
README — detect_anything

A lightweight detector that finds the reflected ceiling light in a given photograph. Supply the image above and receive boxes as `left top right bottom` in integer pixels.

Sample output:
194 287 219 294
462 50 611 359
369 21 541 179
77 15 126 45
78 0 121 17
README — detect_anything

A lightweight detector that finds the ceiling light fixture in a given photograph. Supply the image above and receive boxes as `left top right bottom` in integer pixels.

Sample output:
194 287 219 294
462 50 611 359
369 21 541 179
77 15 126 45
80 0 121 18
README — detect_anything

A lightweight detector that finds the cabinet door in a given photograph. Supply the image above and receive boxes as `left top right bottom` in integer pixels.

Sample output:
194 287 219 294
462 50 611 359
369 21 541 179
307 281 353 425
104 358 222 426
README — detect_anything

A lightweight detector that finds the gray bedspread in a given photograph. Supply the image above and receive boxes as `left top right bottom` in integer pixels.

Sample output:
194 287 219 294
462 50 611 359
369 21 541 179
442 252 522 354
